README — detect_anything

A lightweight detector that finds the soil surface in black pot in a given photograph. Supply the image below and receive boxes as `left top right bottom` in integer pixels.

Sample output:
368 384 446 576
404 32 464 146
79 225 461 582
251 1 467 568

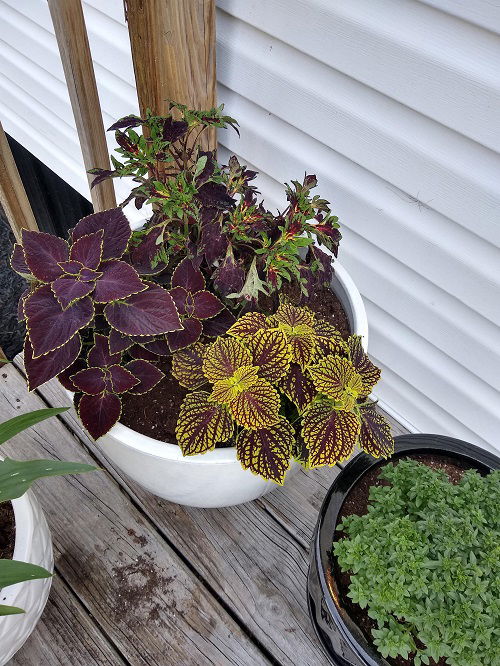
0 502 15 560
333 454 476 666
120 283 351 443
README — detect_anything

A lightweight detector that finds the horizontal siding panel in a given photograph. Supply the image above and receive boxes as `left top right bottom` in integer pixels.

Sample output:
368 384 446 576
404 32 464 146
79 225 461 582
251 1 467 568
216 10 500 247
219 0 500 152
417 0 500 35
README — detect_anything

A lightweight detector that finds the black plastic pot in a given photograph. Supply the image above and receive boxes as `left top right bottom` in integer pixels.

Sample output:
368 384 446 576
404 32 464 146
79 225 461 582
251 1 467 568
307 434 500 666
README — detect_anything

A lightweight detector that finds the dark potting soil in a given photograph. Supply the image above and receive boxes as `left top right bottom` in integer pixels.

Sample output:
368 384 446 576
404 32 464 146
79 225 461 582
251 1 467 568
0 502 15 560
0 211 27 360
333 454 475 666
120 283 352 443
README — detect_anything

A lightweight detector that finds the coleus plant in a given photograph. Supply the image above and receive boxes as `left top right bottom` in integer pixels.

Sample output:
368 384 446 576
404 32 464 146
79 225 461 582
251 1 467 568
90 103 342 308
171 304 394 483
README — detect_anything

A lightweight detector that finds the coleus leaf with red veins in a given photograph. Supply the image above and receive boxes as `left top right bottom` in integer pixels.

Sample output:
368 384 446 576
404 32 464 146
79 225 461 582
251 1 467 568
93 260 146 303
25 285 94 357
21 229 68 282
104 284 182 336
78 392 122 440
125 360 165 394
71 208 131 261
24 334 81 391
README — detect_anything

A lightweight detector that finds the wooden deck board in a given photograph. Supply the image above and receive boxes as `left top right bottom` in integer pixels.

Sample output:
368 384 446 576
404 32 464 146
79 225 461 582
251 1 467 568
1 363 270 666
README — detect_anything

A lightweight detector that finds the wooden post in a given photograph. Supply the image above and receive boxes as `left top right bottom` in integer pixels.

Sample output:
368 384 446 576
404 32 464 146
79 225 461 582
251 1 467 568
125 0 217 151
48 0 116 212
0 120 38 242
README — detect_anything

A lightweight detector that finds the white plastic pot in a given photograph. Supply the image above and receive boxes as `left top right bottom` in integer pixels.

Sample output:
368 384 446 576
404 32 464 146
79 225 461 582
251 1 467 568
0 491 53 665
79 259 368 508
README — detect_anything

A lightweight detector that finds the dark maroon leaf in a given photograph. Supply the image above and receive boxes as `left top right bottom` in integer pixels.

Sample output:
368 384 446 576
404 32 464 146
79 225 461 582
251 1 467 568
11 244 30 275
191 291 224 319
108 365 139 393
169 286 188 315
142 339 170 356
129 344 159 361
71 367 107 395
57 357 87 392
200 221 228 265
167 318 202 352
202 308 236 337
24 334 81 391
71 209 131 260
126 359 165 395
58 260 84 275
199 206 219 226
213 255 245 297
21 229 68 282
88 333 121 368
52 277 95 310
105 284 182 336
25 285 94 357
109 329 134 354
78 392 122 439
129 228 167 275
70 229 104 269
171 258 205 292
162 117 188 143
93 260 146 303
115 131 137 153
359 404 394 458
196 182 235 210
195 151 216 186
17 288 30 322
107 115 143 131
79 267 103 281
89 169 116 189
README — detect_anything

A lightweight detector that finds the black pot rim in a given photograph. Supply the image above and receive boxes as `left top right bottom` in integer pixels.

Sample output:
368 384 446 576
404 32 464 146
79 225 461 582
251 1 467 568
311 433 500 666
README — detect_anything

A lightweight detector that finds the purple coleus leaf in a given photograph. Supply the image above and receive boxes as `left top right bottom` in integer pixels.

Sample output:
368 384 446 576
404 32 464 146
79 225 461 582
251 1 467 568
24 334 81 391
109 329 134 355
70 230 104 270
162 117 188 143
213 252 245 297
11 244 31 276
72 367 107 394
93 260 146 303
79 267 103 281
196 182 235 210
195 151 216 186
202 308 236 337
200 221 228 266
52 277 95 310
142 339 170 356
88 333 121 368
78 392 122 439
57 357 87 392
17 288 30 322
104 284 182 336
89 169 116 189
169 286 188 315
129 344 159 361
129 228 167 275
171 258 205 292
191 291 224 319
72 209 131 260
167 318 203 352
107 365 139 393
126 360 165 394
25 285 94 357
108 115 144 131
58 260 84 275
21 230 68 282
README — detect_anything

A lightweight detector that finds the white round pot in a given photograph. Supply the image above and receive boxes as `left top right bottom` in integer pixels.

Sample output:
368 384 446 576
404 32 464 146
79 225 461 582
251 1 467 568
78 259 367 508
0 491 53 665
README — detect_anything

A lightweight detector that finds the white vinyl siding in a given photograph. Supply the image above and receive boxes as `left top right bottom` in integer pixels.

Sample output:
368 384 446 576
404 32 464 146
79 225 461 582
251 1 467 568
0 0 499 453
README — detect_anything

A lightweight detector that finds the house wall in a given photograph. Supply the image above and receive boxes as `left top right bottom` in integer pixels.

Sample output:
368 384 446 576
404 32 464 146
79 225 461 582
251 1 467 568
0 0 499 452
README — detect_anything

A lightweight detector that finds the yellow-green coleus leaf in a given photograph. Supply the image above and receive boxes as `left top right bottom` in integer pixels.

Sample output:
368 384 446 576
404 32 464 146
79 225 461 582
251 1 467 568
313 320 349 359
176 391 233 455
229 378 281 429
227 311 268 338
209 365 259 404
236 417 295 484
171 342 207 389
202 337 252 382
301 401 360 468
272 303 317 368
348 335 381 396
359 404 394 458
309 355 364 410
246 328 291 382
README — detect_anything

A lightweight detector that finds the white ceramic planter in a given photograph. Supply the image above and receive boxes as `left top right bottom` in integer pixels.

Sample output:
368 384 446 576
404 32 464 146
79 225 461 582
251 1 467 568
0 492 53 665
79 258 368 509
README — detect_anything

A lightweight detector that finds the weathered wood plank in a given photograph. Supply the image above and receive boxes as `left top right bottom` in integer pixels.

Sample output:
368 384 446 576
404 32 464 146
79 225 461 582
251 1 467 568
11 576 127 666
0 120 38 241
125 0 217 151
48 0 116 212
0 363 270 666
26 361 331 666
